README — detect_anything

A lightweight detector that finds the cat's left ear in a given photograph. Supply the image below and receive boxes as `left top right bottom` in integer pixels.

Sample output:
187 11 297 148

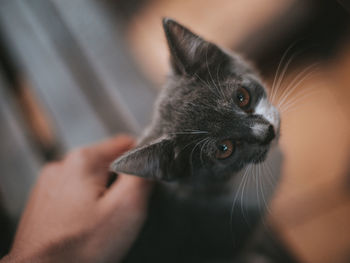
163 18 231 77
110 137 188 181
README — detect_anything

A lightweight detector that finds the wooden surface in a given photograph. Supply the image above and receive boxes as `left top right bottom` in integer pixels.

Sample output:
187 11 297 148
0 68 41 220
0 0 109 150
0 0 157 151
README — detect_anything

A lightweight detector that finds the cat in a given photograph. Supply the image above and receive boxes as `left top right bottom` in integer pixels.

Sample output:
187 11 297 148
111 18 280 263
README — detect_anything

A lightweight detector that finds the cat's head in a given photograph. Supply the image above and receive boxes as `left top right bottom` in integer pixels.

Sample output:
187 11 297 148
111 18 280 182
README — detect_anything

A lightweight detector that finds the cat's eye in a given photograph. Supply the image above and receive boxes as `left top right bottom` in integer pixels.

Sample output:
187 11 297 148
216 140 234 159
236 87 250 109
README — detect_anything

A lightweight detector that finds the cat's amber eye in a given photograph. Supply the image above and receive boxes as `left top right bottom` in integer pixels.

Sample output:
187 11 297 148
236 87 250 109
216 140 234 159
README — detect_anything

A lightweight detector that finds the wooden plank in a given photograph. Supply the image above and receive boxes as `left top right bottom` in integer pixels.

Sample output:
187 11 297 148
23 0 142 135
50 0 157 131
0 69 41 221
0 0 109 150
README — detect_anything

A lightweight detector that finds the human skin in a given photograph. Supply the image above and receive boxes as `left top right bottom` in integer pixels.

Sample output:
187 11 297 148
1 135 153 263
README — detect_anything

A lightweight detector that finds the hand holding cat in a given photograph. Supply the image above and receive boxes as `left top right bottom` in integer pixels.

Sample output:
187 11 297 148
1 135 153 263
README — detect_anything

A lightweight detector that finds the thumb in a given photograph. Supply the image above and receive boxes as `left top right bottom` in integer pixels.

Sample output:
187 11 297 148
100 174 154 212
90 135 135 163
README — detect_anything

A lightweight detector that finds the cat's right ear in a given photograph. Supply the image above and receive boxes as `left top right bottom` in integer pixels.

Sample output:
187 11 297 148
110 138 181 181
162 18 230 77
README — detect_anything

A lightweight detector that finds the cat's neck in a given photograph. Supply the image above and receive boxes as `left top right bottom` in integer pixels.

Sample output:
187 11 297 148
159 175 235 202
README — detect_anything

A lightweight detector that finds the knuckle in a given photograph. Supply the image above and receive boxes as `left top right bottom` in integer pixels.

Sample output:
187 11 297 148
38 162 62 185
40 162 60 176
122 194 146 214
67 147 92 165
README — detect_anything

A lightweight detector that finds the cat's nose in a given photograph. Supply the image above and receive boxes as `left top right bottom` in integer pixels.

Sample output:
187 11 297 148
261 125 275 145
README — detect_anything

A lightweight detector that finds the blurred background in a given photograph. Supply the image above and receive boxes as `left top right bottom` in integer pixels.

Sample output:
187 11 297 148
0 0 349 262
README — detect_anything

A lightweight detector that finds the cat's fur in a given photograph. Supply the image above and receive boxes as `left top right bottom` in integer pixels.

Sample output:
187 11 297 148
111 18 280 263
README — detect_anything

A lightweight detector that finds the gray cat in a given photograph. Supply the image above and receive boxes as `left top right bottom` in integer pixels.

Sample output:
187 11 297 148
111 18 280 263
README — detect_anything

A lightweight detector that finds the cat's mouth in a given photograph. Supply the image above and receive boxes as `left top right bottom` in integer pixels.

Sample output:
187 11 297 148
252 147 269 163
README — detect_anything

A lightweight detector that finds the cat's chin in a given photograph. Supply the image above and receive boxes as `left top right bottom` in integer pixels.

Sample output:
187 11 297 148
252 148 269 164
255 134 280 163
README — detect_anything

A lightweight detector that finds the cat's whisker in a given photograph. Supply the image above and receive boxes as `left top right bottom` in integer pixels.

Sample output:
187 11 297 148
279 88 316 112
270 41 299 102
189 137 210 171
170 130 209 135
281 107 300 115
230 164 251 229
255 164 268 223
177 136 209 158
280 89 318 114
269 40 299 101
253 165 261 212
215 62 227 100
199 138 211 165
205 47 226 100
262 160 275 189
240 164 252 224
275 62 317 101
271 49 302 104
280 96 310 113
232 165 249 210
183 129 209 132
254 165 260 208
279 88 316 114
276 63 320 108
187 100 218 111
282 83 318 103
271 44 311 104
193 73 222 100
196 51 221 98
204 139 213 163
258 163 271 215
277 66 316 107
256 165 263 211
253 164 267 228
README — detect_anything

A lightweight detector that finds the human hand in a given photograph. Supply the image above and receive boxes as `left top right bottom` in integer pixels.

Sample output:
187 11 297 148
3 135 153 263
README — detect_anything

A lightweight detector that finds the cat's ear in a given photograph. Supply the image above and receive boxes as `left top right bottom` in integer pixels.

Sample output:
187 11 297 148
162 18 230 77
110 138 184 181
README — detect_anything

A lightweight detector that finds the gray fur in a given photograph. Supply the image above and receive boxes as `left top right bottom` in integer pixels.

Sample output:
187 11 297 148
112 18 281 263
111 18 279 186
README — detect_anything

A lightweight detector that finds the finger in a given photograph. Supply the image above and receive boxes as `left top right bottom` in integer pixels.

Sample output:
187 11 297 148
63 135 135 191
88 135 135 163
100 173 154 212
